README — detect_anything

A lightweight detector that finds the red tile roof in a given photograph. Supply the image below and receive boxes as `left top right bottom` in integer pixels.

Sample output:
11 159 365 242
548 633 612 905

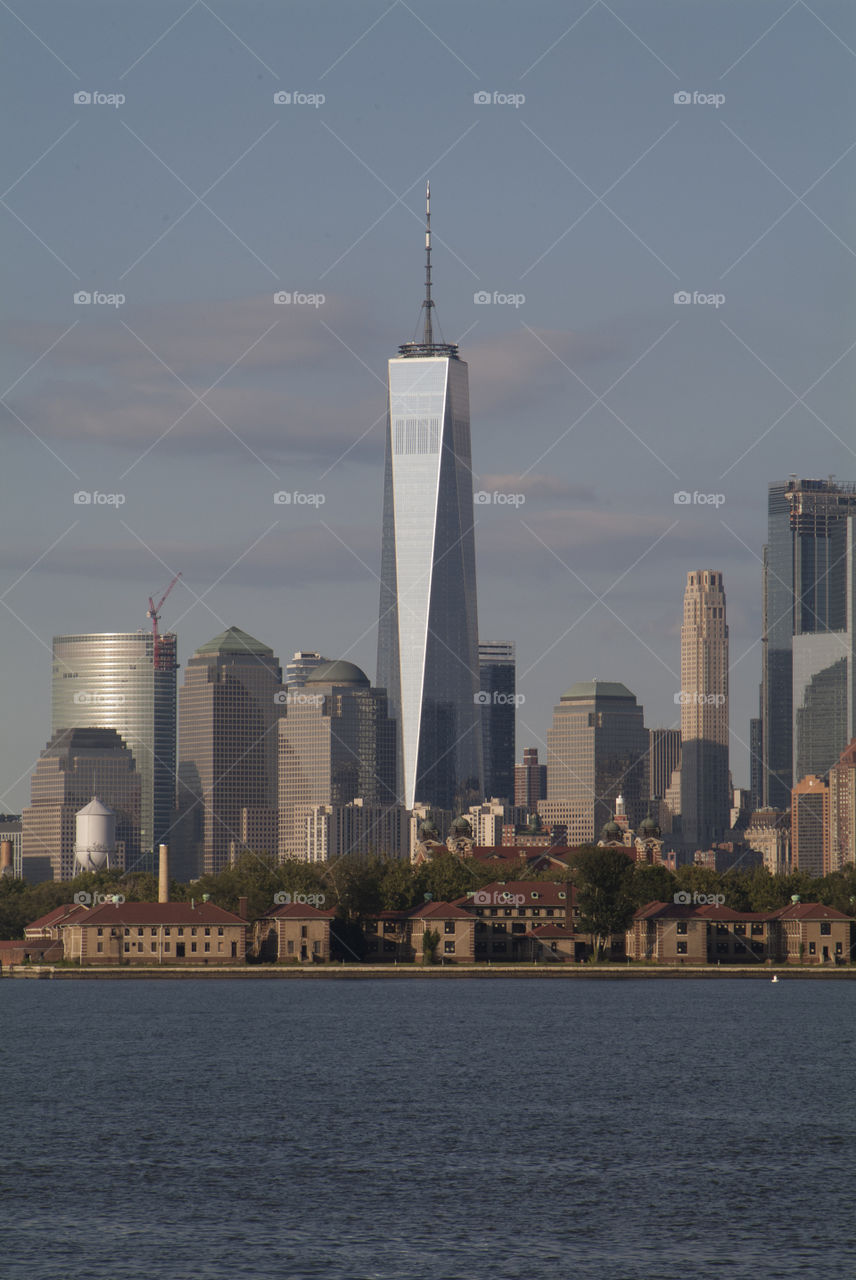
456 880 573 908
772 903 852 921
25 903 88 932
527 923 575 939
263 903 336 920
54 902 247 927
633 900 853 924
409 901 473 920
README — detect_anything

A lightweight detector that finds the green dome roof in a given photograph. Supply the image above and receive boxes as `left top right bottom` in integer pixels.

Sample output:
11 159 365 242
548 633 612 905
600 820 622 839
195 626 274 657
562 680 637 702
305 659 370 686
639 815 660 835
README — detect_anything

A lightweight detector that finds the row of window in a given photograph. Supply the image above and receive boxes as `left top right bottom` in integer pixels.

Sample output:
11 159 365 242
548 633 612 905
96 926 225 938
95 940 225 954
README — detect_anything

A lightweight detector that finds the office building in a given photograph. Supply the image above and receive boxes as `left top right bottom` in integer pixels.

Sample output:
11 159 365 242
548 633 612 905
300 799 408 863
177 627 283 877
679 571 729 849
21 727 140 881
791 774 830 877
376 184 482 812
761 479 856 808
649 729 681 801
52 631 176 868
829 738 856 873
514 746 547 811
285 650 329 688
478 641 516 801
541 680 648 845
278 660 397 860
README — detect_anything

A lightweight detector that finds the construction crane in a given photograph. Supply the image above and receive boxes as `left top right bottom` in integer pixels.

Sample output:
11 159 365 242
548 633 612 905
147 573 181 668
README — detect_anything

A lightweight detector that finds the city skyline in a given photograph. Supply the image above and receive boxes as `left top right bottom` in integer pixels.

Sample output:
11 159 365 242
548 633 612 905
2 1 855 818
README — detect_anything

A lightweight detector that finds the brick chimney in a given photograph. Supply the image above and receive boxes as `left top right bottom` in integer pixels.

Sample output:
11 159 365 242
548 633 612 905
237 896 248 920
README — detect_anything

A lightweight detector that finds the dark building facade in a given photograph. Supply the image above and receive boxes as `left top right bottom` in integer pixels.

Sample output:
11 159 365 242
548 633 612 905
478 641 516 801
514 747 547 811
680 571 729 850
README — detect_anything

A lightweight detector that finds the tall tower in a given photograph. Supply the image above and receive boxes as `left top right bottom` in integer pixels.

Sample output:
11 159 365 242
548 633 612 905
680 570 729 848
376 184 482 811
52 632 177 868
478 641 516 801
177 627 283 877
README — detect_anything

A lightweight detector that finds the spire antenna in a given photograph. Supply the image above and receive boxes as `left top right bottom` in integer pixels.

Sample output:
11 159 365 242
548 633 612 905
422 180 434 347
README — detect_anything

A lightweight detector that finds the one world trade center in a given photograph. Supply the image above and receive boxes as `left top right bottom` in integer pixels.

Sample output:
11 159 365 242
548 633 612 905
376 185 482 812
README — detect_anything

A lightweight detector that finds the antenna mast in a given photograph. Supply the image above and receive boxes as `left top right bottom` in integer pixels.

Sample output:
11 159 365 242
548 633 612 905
422 181 434 347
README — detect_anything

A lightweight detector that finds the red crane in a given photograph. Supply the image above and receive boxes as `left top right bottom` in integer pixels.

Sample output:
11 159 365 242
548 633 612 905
147 573 181 668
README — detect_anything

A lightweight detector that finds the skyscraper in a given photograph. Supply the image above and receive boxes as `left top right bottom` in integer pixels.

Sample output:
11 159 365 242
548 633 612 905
829 738 856 873
285 650 329 688
177 627 283 877
376 184 482 812
478 641 516 801
52 632 177 868
22 727 140 882
649 728 682 801
278 660 398 860
514 746 547 811
540 680 648 845
761 479 856 808
679 570 729 849
791 774 830 876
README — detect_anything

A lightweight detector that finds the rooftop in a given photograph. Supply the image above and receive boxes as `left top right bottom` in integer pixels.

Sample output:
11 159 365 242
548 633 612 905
561 680 637 702
194 626 274 658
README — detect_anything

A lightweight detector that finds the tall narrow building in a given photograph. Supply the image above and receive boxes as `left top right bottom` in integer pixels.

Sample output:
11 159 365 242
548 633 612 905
376 185 482 811
679 571 729 849
52 631 177 869
478 641 516 801
761 479 856 808
177 627 283 877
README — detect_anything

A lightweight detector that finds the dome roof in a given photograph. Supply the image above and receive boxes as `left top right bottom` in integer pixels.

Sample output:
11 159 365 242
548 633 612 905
196 626 274 657
600 820 622 839
561 680 637 702
305 660 370 686
639 815 660 835
450 816 472 834
76 797 115 817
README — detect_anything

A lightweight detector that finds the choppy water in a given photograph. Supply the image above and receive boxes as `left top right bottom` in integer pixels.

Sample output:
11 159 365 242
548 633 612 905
2 977 854 1279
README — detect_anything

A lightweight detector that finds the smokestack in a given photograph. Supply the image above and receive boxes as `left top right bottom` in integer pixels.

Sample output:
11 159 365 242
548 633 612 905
0 840 13 876
158 843 169 903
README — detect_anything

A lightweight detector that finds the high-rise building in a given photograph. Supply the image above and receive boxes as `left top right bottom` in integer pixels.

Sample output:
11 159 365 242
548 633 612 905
376 185 482 812
749 714 763 813
21 727 140 881
301 799 408 863
285 651 329 688
177 627 283 878
746 808 791 875
52 632 176 869
761 479 856 808
514 747 547 811
649 729 681 800
478 641 516 801
679 571 729 849
791 774 830 877
540 680 648 845
278 660 397 860
829 738 856 873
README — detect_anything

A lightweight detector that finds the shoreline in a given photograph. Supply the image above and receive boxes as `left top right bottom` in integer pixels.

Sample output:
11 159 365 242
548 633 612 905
5 964 856 980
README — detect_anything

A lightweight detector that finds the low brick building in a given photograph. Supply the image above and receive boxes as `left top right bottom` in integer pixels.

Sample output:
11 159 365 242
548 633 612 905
409 901 475 963
627 900 854 964
525 923 577 962
455 880 577 961
59 902 247 964
254 902 336 962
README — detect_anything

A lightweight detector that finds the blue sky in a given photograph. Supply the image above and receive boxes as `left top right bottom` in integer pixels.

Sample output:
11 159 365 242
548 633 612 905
2 0 855 809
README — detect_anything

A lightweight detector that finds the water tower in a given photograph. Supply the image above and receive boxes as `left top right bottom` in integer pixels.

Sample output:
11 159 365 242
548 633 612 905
74 797 116 872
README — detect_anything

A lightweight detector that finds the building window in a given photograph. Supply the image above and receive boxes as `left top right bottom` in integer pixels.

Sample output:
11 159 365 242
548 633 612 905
177 928 184 936
97 927 103 936
444 941 455 954
531 892 540 900
287 940 294 954
137 942 143 952
716 942 728 954
734 923 746 935
531 908 540 917
204 927 210 936
191 942 197 953
151 942 157 953
489 908 498 917
96 941 103 953
546 909 554 917
676 922 687 935
820 923 831 936
191 928 197 937
511 923 526 935
313 940 320 954
475 941 487 953
751 923 764 936
301 926 308 938
504 907 512 917
383 940 396 953
494 922 506 933
137 928 144 937
444 921 455 934
835 942 843 955
204 943 210 953
164 942 170 952
676 941 687 955
124 943 130 953
217 927 224 937
493 942 507 953
517 908 526 917
124 928 130 936
809 941 816 955
164 928 171 936
716 923 728 935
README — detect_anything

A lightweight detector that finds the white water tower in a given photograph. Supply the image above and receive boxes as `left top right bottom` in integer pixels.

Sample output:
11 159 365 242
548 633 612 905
74 797 116 872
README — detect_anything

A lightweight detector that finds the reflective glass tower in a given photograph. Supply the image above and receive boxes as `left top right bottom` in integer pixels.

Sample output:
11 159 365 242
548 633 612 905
52 632 177 868
376 185 482 811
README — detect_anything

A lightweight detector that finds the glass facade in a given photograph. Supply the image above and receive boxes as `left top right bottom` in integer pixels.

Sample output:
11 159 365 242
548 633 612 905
377 350 482 811
52 633 176 867
22 727 140 881
177 627 283 877
478 641 516 801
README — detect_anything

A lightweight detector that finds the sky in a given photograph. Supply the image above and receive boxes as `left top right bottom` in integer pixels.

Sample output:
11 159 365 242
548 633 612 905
2 0 855 811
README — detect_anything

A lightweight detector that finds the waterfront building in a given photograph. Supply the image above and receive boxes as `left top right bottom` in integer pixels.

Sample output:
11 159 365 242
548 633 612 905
679 571 730 849
52 631 176 866
58 900 247 964
376 184 482 812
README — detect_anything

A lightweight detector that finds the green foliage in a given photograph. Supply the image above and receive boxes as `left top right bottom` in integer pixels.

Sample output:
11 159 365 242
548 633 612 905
568 847 637 957
422 927 440 964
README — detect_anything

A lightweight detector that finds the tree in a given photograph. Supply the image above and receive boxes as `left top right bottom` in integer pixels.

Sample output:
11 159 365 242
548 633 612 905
569 847 636 959
630 862 676 908
422 927 440 965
